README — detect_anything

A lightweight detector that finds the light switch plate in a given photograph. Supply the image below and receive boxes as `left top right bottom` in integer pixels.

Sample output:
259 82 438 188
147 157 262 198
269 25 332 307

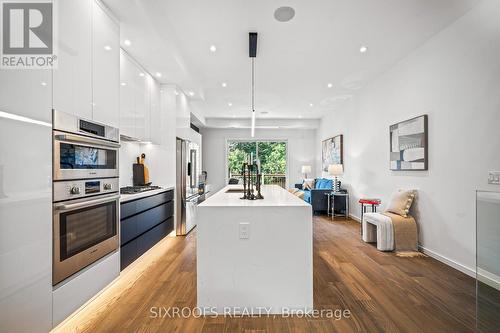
488 171 500 185
239 223 250 239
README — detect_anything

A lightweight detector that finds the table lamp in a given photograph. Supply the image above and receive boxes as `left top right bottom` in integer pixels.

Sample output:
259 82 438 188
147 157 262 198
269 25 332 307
301 165 312 179
328 164 343 192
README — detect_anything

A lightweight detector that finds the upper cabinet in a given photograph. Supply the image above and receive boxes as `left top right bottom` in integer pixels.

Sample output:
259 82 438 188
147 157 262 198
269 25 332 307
134 64 148 141
119 50 137 138
53 0 119 127
0 70 52 122
149 77 162 144
119 50 161 144
92 1 120 128
53 0 92 120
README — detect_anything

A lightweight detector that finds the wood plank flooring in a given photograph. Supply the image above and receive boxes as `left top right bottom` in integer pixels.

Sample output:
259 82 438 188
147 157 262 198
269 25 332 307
54 216 476 333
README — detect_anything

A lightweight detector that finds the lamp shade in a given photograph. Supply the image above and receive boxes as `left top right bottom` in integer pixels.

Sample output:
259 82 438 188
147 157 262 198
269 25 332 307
328 164 343 176
301 165 312 174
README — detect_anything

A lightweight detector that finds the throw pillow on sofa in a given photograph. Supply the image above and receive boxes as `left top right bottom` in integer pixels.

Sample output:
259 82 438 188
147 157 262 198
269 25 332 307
303 179 315 190
385 189 416 217
315 178 333 190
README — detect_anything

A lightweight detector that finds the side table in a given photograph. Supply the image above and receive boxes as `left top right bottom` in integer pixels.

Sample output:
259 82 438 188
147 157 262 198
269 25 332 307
325 192 349 220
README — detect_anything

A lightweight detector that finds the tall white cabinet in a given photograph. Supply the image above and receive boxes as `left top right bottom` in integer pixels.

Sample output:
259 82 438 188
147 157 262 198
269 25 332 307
149 77 162 144
92 1 120 127
53 0 93 120
0 1 120 332
52 0 121 328
53 0 119 128
119 50 162 144
119 50 138 138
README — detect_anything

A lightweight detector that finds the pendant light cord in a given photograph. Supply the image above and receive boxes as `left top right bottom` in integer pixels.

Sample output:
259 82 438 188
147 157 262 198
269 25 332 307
251 58 255 112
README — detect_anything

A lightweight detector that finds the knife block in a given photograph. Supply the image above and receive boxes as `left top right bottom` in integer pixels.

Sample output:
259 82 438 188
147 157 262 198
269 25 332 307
133 163 145 186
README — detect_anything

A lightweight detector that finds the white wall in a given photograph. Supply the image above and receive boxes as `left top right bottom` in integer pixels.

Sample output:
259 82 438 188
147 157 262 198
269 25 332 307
201 127 317 192
316 0 500 273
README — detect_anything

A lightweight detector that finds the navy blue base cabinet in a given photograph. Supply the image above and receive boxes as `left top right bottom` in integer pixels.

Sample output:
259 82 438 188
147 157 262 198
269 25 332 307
120 190 174 270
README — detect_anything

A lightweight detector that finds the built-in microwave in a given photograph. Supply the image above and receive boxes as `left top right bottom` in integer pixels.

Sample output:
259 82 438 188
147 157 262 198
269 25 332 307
53 110 120 181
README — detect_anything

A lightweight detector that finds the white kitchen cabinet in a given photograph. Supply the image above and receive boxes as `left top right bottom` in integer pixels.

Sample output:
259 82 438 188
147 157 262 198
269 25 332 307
134 68 148 141
0 118 52 333
92 0 120 128
53 0 92 120
119 50 159 142
149 77 162 144
119 50 137 138
0 70 52 123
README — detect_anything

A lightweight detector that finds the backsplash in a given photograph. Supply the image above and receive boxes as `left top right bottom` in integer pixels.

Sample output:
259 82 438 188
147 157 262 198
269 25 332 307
119 141 175 188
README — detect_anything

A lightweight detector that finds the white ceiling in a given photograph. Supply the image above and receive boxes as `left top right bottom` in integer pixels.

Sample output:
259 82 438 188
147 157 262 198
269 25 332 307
103 0 478 121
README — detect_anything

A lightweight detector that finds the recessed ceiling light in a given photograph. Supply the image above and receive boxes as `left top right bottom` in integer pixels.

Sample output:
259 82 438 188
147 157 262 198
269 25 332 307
40 81 47 86
274 6 295 22
360 46 368 53
327 83 333 88
188 91 195 96
139 72 145 77
232 115 236 118
221 82 227 88
155 72 162 78
104 45 112 51
228 102 233 107
174 91 179 96
120 82 127 86
124 39 131 46
298 115 303 119
309 103 314 107
209 45 217 52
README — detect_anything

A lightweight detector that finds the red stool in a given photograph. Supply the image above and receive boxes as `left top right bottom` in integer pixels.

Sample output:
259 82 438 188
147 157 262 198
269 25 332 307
359 198 381 236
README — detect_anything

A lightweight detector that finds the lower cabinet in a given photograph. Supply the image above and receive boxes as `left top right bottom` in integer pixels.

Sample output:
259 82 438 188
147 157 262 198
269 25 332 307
120 190 174 270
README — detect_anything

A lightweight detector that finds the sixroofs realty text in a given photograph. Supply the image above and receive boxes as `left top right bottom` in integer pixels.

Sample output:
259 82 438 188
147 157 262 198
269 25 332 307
150 307 352 319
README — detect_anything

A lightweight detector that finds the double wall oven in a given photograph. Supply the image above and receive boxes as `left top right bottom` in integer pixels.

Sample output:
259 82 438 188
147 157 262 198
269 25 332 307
52 110 120 285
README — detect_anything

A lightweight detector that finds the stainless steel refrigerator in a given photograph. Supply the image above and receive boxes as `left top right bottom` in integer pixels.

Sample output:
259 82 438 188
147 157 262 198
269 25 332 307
176 138 203 235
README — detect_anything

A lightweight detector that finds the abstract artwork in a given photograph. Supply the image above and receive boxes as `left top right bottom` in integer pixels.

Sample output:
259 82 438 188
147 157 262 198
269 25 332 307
390 115 428 170
322 135 343 172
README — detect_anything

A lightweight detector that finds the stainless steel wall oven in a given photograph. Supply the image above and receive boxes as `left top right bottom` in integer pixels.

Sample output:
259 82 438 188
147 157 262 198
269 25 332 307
52 110 120 285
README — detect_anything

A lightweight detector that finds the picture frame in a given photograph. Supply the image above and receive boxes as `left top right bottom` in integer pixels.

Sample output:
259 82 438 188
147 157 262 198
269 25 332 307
389 115 428 171
322 134 343 172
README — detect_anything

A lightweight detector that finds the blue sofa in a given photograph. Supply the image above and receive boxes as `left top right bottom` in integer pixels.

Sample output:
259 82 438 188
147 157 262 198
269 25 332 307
295 178 333 214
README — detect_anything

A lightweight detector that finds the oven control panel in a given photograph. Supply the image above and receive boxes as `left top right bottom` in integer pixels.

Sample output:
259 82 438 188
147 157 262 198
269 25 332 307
53 178 119 202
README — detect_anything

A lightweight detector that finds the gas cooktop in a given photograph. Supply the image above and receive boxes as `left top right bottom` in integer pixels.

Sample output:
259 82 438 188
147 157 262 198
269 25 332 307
120 185 162 194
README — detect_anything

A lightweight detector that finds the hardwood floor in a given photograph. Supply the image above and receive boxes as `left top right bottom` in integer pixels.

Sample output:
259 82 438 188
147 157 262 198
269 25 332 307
54 216 476 333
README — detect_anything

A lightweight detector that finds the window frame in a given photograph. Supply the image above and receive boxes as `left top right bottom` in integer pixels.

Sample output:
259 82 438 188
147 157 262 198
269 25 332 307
224 138 289 188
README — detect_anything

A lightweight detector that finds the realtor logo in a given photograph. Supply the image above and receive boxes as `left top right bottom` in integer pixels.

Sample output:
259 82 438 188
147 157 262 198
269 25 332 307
1 0 57 69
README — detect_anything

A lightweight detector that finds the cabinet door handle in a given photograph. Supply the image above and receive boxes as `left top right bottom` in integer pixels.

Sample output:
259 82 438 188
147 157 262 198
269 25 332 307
55 133 120 148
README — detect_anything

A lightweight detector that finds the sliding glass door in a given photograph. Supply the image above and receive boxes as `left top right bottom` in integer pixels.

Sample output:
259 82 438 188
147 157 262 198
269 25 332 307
227 140 287 188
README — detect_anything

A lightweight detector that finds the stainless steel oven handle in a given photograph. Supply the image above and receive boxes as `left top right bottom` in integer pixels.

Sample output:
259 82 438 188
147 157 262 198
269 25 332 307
54 133 121 148
54 194 120 211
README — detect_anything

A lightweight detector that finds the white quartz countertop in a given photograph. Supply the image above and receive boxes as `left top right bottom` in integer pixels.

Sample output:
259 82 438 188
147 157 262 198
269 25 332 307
199 185 309 207
120 186 175 203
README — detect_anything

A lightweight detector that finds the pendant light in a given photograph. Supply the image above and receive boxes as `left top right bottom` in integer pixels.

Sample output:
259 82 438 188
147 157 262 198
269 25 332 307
249 32 257 137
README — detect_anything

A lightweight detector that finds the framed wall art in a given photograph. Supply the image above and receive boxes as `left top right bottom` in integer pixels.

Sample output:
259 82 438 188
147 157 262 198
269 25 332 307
390 115 428 171
322 134 343 172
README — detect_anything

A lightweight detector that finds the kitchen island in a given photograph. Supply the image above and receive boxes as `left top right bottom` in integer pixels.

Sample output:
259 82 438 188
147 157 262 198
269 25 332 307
197 185 313 314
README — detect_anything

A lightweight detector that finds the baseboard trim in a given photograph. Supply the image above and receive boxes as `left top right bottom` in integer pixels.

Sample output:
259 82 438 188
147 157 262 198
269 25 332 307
477 268 500 291
418 245 475 278
349 214 361 222
347 214 499 290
